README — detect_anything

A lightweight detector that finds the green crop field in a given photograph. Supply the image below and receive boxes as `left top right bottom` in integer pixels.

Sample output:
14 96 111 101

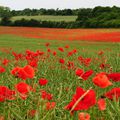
10 15 77 22
0 34 120 120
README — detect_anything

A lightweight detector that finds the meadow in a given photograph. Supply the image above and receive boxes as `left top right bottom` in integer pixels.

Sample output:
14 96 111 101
0 27 120 120
1 27 120 42
10 15 77 22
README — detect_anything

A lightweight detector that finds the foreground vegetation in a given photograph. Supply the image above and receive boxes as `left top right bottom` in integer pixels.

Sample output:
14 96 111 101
0 35 120 120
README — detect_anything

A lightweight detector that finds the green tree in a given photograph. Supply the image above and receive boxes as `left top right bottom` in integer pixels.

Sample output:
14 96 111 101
0 6 11 17
0 6 12 25
76 8 92 21
22 8 32 16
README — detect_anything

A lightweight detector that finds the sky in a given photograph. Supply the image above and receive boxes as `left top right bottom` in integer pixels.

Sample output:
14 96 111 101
0 0 120 10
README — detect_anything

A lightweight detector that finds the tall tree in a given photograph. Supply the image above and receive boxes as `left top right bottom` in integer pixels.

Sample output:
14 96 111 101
0 6 12 25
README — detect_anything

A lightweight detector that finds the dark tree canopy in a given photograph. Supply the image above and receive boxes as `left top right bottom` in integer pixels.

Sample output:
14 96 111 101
0 6 11 17
0 6 12 25
1 6 120 28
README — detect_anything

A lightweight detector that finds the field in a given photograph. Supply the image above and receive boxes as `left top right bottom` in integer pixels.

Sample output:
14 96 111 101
9 15 77 22
0 26 120 120
0 27 120 42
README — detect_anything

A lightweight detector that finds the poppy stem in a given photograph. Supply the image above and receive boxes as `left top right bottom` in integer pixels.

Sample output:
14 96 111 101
70 87 92 113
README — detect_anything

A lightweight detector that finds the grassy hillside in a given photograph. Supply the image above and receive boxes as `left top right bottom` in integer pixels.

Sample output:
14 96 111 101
10 15 77 22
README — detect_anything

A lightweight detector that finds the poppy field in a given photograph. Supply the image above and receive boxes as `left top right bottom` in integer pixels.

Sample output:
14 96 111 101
1 27 120 42
0 27 120 120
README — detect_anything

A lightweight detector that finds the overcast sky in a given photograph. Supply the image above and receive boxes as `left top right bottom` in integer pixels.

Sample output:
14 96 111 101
0 0 120 10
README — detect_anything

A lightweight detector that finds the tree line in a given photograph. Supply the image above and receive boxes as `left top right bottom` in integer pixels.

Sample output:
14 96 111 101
1 6 120 28
11 8 78 16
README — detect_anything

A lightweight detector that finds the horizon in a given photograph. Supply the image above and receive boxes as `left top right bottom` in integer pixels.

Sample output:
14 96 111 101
5 5 120 11
0 0 120 10
2 5 120 11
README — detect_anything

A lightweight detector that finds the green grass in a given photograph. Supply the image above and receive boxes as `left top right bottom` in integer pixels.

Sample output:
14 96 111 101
10 15 77 22
0 35 120 120
0 35 119 51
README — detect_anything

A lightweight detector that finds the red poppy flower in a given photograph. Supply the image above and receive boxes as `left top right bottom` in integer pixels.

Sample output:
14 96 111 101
11 67 20 75
84 58 92 67
47 48 51 52
78 56 92 67
78 112 90 120
67 51 73 57
99 63 105 69
53 51 57 56
0 66 5 73
58 47 64 52
67 49 77 57
78 56 84 61
40 90 53 100
92 72 112 88
12 51 24 61
46 102 56 110
107 73 120 82
28 110 37 117
2 58 9 66
11 65 35 80
81 70 94 80
45 43 50 47
65 45 69 48
65 87 96 112
105 88 120 100
36 50 44 56
0 86 15 102
98 51 104 55
17 68 28 80
28 59 38 68
25 50 39 59
67 61 74 70
39 78 48 86
15 82 34 94
97 98 106 111
72 49 77 53
23 65 35 79
76 69 84 76
15 82 34 100
76 69 93 80
59 58 65 64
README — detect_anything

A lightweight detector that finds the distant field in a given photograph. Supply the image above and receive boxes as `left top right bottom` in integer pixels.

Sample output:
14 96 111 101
10 15 77 22
0 26 120 42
